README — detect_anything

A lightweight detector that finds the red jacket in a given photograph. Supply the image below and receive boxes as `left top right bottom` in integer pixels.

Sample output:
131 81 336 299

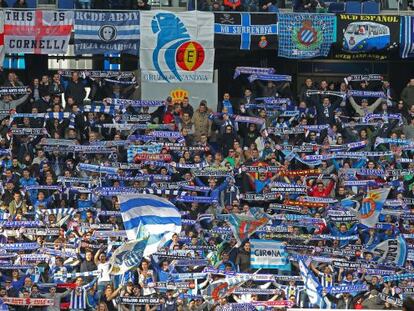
308 180 335 197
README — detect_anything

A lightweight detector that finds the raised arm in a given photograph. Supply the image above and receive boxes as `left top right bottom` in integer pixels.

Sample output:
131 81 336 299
348 96 363 116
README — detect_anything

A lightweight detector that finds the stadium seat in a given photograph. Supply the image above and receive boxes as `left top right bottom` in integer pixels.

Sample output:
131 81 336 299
362 0 381 13
345 1 362 13
328 2 346 12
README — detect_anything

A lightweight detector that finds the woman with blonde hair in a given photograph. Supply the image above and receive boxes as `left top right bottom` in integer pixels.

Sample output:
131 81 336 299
96 302 109 311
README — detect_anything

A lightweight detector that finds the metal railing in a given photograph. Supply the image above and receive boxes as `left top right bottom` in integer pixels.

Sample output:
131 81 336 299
5 0 414 13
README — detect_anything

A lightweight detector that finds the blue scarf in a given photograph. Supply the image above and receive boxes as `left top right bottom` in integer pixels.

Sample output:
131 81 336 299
248 73 292 83
348 90 386 98
233 66 275 79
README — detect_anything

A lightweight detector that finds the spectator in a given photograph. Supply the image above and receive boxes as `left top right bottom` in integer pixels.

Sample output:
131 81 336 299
13 0 27 8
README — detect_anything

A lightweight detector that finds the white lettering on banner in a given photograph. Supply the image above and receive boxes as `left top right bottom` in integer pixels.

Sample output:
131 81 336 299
219 25 273 34
250 239 288 269
75 12 139 22
75 43 138 50
143 73 210 82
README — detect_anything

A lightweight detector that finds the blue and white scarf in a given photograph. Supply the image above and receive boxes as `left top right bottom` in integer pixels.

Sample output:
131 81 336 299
306 90 346 98
348 90 386 98
78 163 119 174
248 73 292 83
110 98 165 107
344 74 383 84
233 66 275 79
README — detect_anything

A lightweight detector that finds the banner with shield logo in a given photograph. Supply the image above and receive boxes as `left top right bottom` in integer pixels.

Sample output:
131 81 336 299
277 13 336 59
140 11 215 83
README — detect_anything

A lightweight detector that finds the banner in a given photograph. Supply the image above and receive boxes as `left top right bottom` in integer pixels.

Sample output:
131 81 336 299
140 11 214 83
401 16 414 59
214 13 278 50
142 81 218 115
74 11 140 55
4 10 73 54
334 14 400 60
250 239 289 269
277 13 336 59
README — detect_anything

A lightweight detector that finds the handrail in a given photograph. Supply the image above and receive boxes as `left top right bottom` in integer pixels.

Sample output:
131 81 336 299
1 8 414 14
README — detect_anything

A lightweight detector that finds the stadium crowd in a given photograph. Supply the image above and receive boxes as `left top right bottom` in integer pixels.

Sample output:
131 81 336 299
0 66 412 311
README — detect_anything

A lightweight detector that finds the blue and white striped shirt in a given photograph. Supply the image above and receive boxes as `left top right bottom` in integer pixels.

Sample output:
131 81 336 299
69 279 96 310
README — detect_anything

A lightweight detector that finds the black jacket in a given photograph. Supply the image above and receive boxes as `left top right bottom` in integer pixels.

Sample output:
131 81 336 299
65 80 86 105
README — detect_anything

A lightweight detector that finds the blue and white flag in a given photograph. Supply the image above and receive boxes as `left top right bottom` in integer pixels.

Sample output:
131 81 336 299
74 11 140 55
118 194 182 255
277 13 336 59
250 239 289 269
401 16 414 59
109 237 148 275
368 235 407 267
140 11 214 83
298 257 325 308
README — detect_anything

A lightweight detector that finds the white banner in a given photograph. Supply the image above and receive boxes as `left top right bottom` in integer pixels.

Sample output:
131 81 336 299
142 70 218 110
4 10 73 54
250 239 289 269
140 10 214 83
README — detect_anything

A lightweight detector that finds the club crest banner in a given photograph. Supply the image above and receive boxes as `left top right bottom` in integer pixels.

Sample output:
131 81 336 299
277 13 336 59
250 239 289 269
334 14 400 60
214 12 278 50
74 11 140 55
140 10 214 83
400 16 414 59
4 10 73 54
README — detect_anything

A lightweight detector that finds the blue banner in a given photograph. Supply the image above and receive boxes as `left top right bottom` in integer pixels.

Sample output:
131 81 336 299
401 16 414 59
74 11 140 55
277 13 336 59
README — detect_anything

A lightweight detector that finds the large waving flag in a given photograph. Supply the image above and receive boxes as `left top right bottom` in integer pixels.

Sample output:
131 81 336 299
357 188 390 228
202 273 252 302
367 235 407 267
298 257 325 308
226 207 269 247
119 194 182 256
109 237 148 275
